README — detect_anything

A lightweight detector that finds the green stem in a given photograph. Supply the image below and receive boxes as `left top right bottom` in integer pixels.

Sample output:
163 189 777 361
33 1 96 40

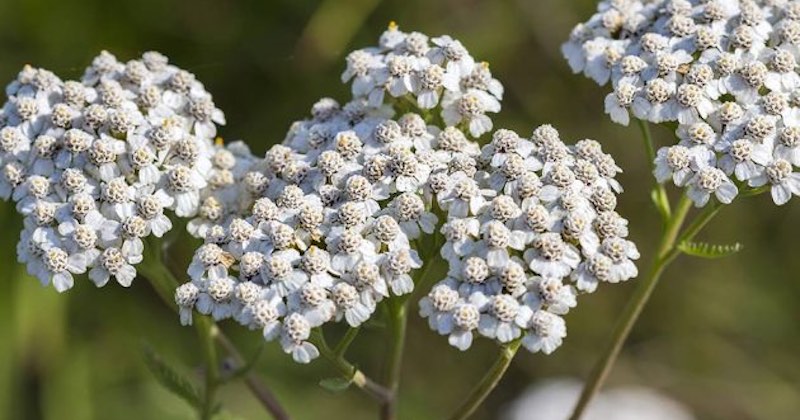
568 195 695 420
380 301 408 420
215 335 290 420
637 119 671 220
334 327 361 357
312 329 391 403
446 340 522 420
138 242 289 420
197 318 220 420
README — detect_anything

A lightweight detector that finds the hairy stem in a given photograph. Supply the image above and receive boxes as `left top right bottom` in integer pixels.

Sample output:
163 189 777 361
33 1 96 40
380 301 408 420
446 340 522 420
568 195 697 419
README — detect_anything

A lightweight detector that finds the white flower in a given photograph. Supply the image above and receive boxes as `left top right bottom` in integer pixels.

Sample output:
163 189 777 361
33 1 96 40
88 245 141 287
382 248 422 295
522 310 566 355
686 166 738 207
441 89 501 138
748 158 800 205
524 233 581 279
331 281 375 327
478 294 532 343
37 245 88 292
279 313 320 364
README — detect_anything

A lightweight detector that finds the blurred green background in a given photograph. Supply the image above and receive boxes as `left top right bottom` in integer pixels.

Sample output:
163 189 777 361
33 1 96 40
1 0 799 419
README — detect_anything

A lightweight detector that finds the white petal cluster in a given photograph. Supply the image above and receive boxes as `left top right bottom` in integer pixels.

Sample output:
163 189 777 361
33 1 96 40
563 0 800 206
0 51 251 291
175 25 637 363
420 126 639 354
176 96 443 363
175 24 505 364
342 22 503 138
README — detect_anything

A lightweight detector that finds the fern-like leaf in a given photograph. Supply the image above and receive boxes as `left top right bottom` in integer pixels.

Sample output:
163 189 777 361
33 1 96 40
143 345 202 408
678 241 742 259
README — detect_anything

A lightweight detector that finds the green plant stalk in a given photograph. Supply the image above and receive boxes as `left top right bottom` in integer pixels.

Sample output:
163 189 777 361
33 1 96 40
334 328 360 357
446 340 522 420
214 335 290 420
637 119 671 220
568 195 693 420
312 330 391 402
139 243 219 419
138 248 290 420
380 301 408 420
197 318 220 420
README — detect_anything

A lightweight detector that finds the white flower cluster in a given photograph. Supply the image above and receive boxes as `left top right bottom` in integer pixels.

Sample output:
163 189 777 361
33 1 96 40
563 0 800 206
343 21 503 138
420 125 639 354
176 25 638 363
176 98 446 363
174 24 513 364
0 51 249 291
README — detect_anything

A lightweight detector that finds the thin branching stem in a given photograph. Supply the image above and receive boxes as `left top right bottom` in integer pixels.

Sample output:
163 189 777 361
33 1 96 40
312 329 392 403
569 186 767 419
334 327 361 358
637 119 671 220
139 240 290 420
446 340 522 420
569 195 692 419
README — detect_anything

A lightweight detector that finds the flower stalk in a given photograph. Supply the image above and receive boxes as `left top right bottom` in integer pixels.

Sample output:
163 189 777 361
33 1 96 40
447 340 522 420
380 300 408 420
139 238 289 420
312 329 392 403
569 194 692 420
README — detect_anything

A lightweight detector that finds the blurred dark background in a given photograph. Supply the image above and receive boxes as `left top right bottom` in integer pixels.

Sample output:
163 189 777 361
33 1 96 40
0 0 799 419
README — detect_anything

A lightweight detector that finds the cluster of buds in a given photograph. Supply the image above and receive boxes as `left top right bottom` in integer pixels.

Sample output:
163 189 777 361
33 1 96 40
0 51 251 291
563 0 800 206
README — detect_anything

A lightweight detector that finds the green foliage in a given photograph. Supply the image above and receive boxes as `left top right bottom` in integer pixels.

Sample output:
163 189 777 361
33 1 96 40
142 345 202 409
678 240 743 259
319 377 353 393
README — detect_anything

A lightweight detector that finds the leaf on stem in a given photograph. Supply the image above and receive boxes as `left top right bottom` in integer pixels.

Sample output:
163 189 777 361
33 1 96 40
319 376 353 392
142 344 203 409
677 240 742 259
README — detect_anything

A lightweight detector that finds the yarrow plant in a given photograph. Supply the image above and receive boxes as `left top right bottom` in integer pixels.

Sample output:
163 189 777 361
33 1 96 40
0 22 641 420
562 1 793 418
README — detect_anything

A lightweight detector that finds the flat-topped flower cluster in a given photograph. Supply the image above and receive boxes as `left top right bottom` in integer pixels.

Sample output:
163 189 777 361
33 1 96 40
421 126 638 354
0 51 255 291
563 0 800 206
174 24 638 363
0 23 639 364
